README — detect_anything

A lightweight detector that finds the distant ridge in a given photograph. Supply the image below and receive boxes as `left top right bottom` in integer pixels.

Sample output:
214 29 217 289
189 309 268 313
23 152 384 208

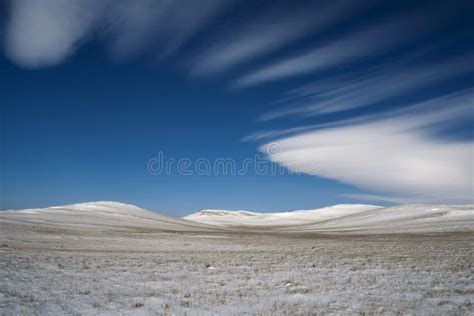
2 202 472 234
189 209 260 217
184 204 474 234
0 201 219 232
184 204 382 227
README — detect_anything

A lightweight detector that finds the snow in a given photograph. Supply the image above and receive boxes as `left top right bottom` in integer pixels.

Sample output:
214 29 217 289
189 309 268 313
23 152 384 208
4 202 472 234
185 204 474 234
0 201 217 232
185 204 382 227
281 204 474 234
1 223 473 315
1 201 473 314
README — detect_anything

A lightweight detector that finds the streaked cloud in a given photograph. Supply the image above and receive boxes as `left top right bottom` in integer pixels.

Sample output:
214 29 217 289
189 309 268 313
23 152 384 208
189 1 368 76
3 0 231 68
261 90 474 203
234 5 454 88
2 0 472 206
260 51 474 120
104 0 231 60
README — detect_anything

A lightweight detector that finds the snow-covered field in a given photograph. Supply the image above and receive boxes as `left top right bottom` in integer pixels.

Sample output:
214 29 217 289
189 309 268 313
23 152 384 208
1 202 473 315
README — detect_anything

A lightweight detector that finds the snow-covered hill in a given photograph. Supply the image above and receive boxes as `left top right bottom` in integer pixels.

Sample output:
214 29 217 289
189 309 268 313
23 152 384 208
281 204 474 234
185 204 474 233
184 204 382 227
0 201 217 232
2 202 472 234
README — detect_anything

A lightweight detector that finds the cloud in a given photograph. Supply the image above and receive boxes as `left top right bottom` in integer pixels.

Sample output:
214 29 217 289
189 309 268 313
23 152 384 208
234 5 453 88
189 1 368 76
260 90 474 203
3 0 231 68
104 0 231 60
260 51 474 120
4 0 104 68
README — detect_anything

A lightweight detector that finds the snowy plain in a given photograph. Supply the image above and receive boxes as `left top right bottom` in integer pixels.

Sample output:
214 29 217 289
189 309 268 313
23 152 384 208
1 201 473 315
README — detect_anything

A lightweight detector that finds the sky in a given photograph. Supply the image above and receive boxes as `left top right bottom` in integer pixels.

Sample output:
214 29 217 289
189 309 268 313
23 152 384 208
1 0 473 216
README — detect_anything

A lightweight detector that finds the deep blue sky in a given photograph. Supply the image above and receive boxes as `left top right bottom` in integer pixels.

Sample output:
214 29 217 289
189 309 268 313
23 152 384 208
1 0 473 215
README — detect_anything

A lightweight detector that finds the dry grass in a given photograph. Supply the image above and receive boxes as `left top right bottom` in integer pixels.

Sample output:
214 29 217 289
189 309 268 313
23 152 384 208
1 222 473 315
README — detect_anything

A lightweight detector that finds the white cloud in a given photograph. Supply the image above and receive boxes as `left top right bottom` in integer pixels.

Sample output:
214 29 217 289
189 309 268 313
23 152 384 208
4 0 103 68
234 6 451 88
190 1 367 76
260 52 474 119
3 0 231 68
261 90 474 203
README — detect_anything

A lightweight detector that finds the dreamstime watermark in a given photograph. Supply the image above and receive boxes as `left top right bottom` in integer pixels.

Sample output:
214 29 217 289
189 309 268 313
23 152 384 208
147 142 319 176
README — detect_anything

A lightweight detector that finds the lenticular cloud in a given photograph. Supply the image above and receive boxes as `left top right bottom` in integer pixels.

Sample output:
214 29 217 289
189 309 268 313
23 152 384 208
261 92 474 203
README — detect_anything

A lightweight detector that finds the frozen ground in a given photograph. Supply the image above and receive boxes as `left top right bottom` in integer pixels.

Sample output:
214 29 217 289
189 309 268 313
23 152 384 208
1 202 473 315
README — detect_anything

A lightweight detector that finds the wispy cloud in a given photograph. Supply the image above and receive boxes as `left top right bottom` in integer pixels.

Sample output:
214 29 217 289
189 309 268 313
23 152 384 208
189 1 369 76
4 0 104 68
104 0 231 60
261 89 474 203
234 5 454 88
3 0 231 68
260 51 474 120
